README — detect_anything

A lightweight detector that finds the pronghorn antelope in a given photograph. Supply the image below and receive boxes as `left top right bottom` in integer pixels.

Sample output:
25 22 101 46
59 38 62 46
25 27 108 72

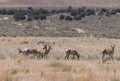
102 45 115 62
37 44 52 59
18 48 28 55
64 49 80 60
43 45 52 59
18 48 38 58
37 45 46 59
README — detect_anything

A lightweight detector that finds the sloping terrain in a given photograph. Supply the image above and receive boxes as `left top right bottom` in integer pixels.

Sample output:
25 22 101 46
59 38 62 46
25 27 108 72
0 15 120 38
0 0 120 8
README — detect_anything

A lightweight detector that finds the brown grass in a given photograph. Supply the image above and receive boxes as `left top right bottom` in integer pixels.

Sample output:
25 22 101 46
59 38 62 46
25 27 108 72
1 59 120 81
0 37 120 81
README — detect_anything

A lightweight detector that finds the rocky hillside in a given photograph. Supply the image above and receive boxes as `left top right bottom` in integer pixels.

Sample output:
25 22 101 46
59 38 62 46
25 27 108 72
0 14 120 38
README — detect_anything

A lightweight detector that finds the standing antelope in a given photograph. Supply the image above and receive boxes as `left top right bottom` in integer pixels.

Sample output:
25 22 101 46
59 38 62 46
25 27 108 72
37 44 52 59
18 48 38 58
37 45 47 59
43 45 52 59
64 49 80 60
102 45 115 62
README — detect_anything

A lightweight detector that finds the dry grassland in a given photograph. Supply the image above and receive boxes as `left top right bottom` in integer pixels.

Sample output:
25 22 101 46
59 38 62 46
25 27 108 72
0 37 120 81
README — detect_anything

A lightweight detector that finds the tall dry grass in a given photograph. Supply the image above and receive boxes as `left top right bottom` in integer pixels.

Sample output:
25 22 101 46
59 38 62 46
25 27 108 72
0 37 120 81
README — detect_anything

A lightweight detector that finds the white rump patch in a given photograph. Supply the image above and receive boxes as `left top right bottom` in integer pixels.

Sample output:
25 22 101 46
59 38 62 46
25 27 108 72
23 48 28 51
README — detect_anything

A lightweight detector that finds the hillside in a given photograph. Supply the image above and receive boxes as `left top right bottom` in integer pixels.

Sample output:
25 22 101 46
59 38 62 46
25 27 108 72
0 14 120 38
0 0 120 8
0 0 119 38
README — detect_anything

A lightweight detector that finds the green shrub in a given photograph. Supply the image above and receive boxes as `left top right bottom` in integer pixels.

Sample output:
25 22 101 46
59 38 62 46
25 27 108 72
70 10 78 16
65 15 73 21
59 14 65 20
13 11 26 21
74 15 82 20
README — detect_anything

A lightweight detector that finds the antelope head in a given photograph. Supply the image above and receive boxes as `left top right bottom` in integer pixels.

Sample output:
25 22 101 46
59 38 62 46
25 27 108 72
43 44 47 49
18 48 22 53
48 46 52 49
111 45 115 50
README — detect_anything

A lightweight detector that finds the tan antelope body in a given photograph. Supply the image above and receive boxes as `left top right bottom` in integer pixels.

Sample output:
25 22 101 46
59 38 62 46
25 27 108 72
37 48 46 59
65 49 80 60
18 48 38 58
37 45 52 59
42 45 52 59
102 45 115 62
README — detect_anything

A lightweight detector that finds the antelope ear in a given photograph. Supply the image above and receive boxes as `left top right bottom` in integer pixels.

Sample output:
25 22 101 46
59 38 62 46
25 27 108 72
49 46 51 47
111 45 115 48
113 45 115 48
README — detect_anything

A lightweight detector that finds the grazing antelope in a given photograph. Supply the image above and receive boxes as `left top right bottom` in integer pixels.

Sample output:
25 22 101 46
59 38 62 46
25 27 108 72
18 48 38 58
64 49 80 60
102 45 115 62
18 48 28 55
